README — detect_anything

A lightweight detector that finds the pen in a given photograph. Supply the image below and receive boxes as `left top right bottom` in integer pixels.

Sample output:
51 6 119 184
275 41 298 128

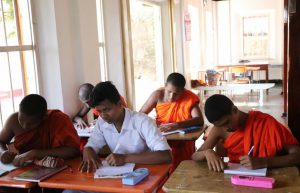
113 143 120 154
248 146 254 156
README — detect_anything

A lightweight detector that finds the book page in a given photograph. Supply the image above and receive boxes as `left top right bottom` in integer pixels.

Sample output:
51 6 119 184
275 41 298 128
224 163 267 176
0 162 18 175
94 160 135 178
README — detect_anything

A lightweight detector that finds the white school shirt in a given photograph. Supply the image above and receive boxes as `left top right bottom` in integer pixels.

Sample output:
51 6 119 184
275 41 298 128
85 108 170 154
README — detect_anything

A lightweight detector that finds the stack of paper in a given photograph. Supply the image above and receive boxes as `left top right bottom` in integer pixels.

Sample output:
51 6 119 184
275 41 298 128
162 126 199 136
0 162 18 176
224 163 267 176
94 160 135 178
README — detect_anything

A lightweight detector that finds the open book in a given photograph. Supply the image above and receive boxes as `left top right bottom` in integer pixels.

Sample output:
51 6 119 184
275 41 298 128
94 160 135 178
74 124 95 137
0 162 18 176
224 163 267 176
14 165 68 182
162 126 200 136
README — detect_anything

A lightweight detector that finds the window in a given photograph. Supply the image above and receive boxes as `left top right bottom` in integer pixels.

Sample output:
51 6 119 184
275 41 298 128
0 0 38 131
243 15 269 59
96 0 107 82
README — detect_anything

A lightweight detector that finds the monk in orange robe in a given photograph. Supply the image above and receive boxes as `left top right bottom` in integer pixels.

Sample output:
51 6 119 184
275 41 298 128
0 94 80 166
140 73 204 172
73 83 127 150
192 94 300 172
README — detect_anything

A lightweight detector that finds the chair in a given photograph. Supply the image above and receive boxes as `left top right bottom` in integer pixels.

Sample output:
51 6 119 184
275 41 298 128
229 66 250 84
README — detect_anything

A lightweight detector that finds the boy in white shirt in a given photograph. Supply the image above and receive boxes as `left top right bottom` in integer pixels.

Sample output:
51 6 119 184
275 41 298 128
64 81 171 193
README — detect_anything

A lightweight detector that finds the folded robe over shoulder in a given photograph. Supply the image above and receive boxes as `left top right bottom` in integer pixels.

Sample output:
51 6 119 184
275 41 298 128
156 89 200 172
14 110 80 154
223 111 299 163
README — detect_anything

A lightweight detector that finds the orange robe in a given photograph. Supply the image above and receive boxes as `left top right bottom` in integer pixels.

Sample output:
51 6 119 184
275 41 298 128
15 110 80 154
223 111 299 163
156 89 200 172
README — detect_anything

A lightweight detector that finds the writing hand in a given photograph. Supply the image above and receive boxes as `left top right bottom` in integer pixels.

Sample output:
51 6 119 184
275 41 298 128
106 153 125 166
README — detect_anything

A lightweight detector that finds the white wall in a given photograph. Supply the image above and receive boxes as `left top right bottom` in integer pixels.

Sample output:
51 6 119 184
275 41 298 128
102 0 126 97
230 0 284 65
32 0 102 116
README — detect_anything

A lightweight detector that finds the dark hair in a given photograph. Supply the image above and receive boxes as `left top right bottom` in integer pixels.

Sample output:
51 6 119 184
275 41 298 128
89 81 121 107
204 94 234 123
166 72 186 88
19 94 47 118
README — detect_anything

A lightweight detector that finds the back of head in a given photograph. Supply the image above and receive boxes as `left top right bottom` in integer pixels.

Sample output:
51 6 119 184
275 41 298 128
79 83 94 101
89 81 120 107
205 94 234 123
19 94 47 118
166 72 186 89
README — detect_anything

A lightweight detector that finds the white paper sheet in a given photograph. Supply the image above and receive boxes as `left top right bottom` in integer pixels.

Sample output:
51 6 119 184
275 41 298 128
224 163 267 176
94 160 135 178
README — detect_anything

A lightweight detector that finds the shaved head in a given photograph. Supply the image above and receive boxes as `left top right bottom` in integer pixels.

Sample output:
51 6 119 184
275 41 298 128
78 83 94 102
166 72 186 89
19 94 47 118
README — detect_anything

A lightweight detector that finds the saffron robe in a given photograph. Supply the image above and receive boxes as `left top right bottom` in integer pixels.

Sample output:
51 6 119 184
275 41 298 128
223 111 299 163
15 110 80 154
156 89 200 172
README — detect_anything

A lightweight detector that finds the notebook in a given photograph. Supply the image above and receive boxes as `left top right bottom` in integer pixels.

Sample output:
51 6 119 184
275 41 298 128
224 163 267 176
14 165 68 182
162 126 199 136
0 162 18 176
94 160 135 178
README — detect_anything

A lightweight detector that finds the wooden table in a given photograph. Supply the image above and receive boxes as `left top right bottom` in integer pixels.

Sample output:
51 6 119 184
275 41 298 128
39 158 171 193
217 64 269 83
195 83 275 106
0 164 37 189
165 128 204 141
163 160 300 193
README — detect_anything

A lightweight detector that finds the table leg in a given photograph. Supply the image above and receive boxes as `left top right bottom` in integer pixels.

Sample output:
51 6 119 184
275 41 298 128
259 89 263 106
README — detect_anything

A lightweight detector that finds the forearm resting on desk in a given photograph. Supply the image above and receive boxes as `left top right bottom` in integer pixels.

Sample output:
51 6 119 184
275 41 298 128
124 150 172 164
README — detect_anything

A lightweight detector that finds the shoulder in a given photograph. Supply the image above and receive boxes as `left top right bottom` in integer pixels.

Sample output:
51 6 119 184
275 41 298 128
4 112 20 131
47 110 72 122
128 109 156 125
249 111 274 122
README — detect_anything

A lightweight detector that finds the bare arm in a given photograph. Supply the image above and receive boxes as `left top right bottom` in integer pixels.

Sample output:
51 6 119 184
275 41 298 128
106 150 172 166
159 104 204 132
176 103 204 128
0 113 17 163
240 144 300 169
73 106 90 122
192 126 223 161
13 146 80 166
73 106 91 129
139 90 160 114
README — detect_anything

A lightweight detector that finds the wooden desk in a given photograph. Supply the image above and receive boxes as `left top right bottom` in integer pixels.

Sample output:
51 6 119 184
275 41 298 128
165 128 204 141
195 83 275 106
163 160 300 193
0 164 37 189
39 158 171 193
217 64 269 83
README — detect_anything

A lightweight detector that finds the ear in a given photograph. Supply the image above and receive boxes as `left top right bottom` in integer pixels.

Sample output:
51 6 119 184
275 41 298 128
117 100 123 108
231 105 238 114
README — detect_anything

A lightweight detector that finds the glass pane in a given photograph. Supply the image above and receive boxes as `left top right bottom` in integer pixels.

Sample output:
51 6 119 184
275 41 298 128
0 3 7 46
3 0 18 46
23 50 38 94
96 0 104 43
130 0 164 110
16 0 33 45
0 52 14 131
99 47 107 81
8 51 24 112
